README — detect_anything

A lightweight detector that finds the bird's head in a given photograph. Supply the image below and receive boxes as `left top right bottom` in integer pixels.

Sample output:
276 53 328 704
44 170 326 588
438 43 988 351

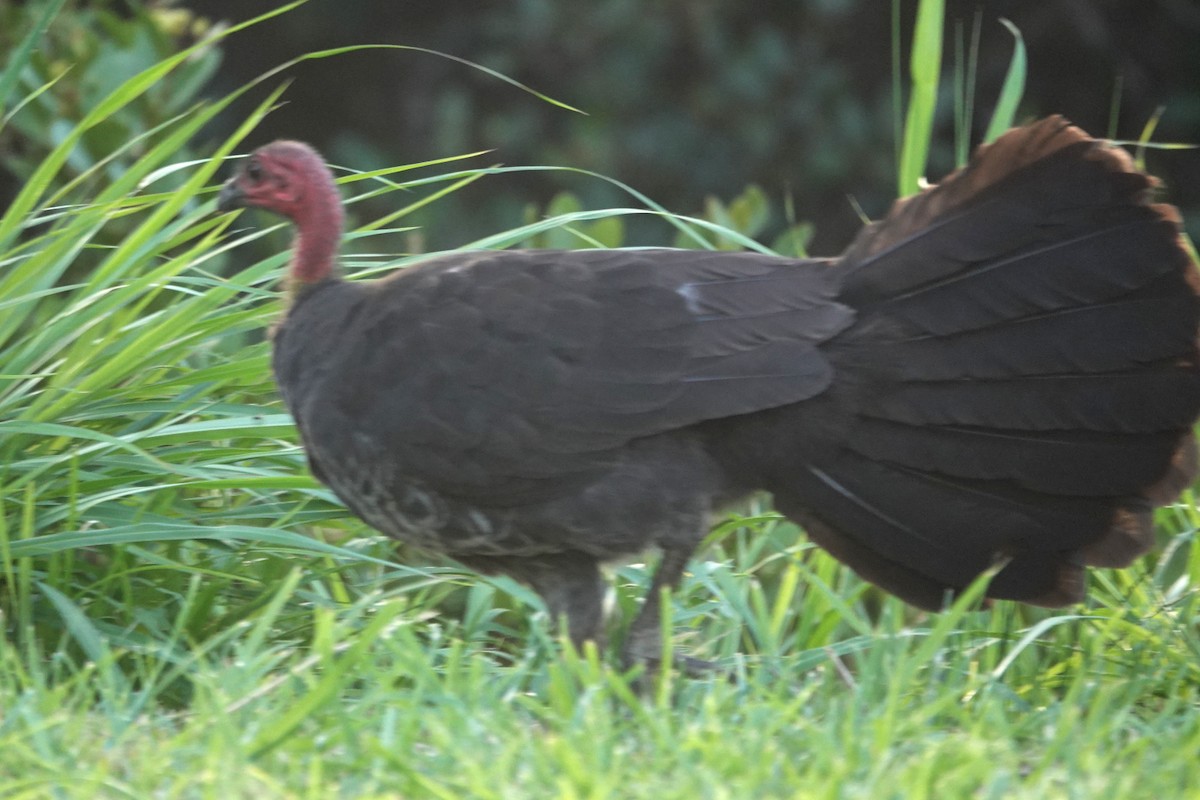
218 140 345 285
217 140 335 221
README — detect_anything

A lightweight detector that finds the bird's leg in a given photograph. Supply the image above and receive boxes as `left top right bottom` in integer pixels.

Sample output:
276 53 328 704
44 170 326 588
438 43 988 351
518 553 607 654
621 545 715 675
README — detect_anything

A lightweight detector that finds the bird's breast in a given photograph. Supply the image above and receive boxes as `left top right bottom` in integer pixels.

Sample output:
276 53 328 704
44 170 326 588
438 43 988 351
308 440 561 557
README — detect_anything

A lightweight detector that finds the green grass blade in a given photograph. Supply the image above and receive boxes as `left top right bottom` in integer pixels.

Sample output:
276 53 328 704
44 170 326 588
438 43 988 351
982 19 1027 142
0 0 69 121
294 44 585 115
3 523 419 573
898 0 945 195
38 581 108 664
246 600 406 758
953 10 983 166
891 0 904 171
1107 74 1125 140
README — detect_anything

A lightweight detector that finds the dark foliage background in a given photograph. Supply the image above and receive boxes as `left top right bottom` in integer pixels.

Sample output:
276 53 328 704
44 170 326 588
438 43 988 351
178 0 1200 252
4 0 1198 250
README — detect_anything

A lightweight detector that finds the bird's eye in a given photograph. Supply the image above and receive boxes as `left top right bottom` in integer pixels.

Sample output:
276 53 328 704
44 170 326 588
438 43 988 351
246 160 263 181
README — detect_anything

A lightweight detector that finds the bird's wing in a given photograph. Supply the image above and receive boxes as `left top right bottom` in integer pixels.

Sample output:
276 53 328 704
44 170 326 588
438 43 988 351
277 249 852 504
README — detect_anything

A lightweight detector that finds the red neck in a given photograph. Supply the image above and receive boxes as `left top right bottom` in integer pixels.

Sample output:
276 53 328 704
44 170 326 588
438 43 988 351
289 161 344 286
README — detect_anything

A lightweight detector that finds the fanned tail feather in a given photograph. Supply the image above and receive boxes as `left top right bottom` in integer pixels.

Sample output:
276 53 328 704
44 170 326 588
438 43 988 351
768 117 1200 607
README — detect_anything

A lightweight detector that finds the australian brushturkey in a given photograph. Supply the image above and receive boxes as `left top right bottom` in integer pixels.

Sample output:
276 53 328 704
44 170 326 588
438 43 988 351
218 117 1200 664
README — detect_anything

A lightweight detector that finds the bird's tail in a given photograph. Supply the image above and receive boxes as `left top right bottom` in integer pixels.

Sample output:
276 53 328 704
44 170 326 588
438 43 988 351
765 117 1200 608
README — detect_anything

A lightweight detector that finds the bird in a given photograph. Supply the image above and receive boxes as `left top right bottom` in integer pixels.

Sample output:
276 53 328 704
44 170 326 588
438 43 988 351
217 116 1200 667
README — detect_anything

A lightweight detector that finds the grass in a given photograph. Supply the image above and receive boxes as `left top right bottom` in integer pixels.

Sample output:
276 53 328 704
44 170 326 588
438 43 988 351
2 0 1199 797
2 542 1199 798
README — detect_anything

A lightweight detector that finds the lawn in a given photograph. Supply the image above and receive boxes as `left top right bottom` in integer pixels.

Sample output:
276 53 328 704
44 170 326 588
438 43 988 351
4 517 1199 798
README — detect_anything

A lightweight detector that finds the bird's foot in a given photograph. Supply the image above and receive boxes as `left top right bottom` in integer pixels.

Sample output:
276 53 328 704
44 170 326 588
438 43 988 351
620 627 722 679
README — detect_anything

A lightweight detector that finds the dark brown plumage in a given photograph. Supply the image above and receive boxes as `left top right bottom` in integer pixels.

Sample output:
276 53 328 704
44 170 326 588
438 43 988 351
218 117 1200 664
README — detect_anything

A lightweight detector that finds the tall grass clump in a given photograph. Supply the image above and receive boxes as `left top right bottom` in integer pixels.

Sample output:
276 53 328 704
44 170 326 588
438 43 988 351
0 1 482 702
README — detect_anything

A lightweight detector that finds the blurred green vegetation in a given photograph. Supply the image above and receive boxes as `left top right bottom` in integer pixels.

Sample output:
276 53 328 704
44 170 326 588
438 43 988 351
178 0 1200 250
3 1 1197 253
0 0 219 195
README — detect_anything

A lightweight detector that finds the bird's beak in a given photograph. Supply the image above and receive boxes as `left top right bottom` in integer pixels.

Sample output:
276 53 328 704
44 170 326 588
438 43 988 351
217 178 246 212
